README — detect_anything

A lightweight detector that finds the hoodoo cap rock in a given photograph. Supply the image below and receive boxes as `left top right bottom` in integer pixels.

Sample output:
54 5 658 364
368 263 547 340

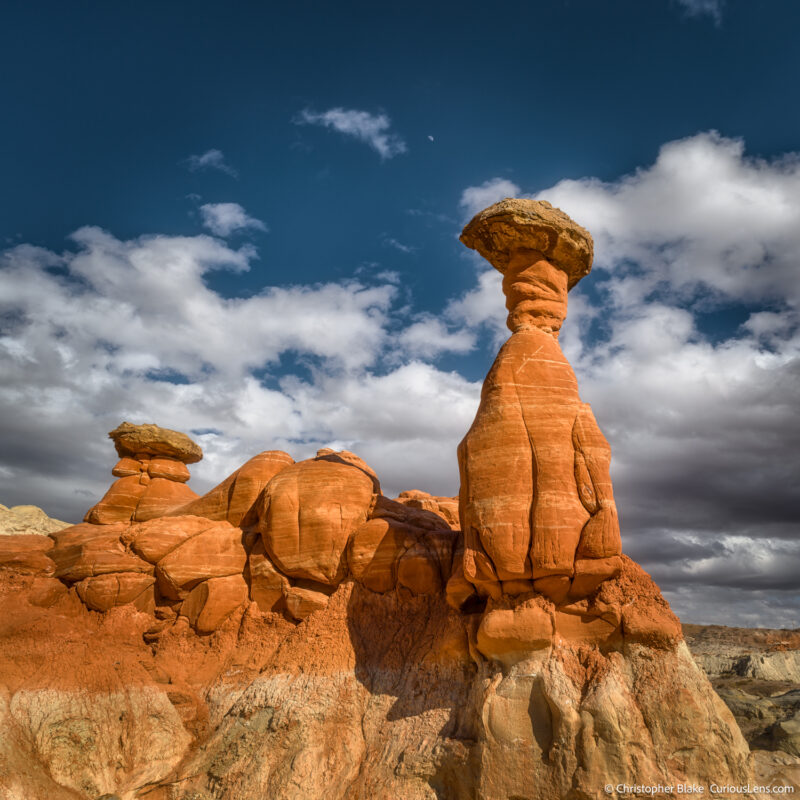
460 198 594 289
109 422 203 463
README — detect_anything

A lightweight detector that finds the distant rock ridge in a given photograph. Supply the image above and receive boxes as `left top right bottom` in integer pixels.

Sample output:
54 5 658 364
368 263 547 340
0 201 765 800
0 503 69 537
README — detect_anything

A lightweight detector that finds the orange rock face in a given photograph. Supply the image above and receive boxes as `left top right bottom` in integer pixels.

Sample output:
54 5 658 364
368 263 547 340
156 520 246 600
169 450 294 526
257 452 378 585
0 534 55 574
457 199 622 604
180 574 248 634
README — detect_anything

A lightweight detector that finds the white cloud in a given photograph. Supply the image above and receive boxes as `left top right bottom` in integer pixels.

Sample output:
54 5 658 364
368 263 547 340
459 177 521 219
381 236 415 254
295 107 407 160
539 131 800 306
199 203 268 237
183 149 238 177
396 317 476 359
0 227 477 523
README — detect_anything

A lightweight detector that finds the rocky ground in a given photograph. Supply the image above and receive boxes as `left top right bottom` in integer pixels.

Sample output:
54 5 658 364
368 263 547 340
684 623 800 791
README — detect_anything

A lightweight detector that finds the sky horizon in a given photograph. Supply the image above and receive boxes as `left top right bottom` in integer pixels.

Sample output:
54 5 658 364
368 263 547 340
1 0 799 628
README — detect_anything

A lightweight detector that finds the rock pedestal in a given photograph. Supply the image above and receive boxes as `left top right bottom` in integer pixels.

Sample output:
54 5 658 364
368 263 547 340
84 422 201 524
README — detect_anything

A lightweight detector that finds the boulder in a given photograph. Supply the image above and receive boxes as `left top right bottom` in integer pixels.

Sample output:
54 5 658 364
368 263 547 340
169 450 294 526
156 521 246 600
111 457 144 477
109 421 203 463
75 572 156 612
460 197 593 288
51 523 153 582
130 515 213 563
180 574 248 634
0 534 55 574
395 490 459 529
284 584 330 621
348 518 415 593
258 454 377 585
246 537 288 612
476 600 554 663
147 457 191 482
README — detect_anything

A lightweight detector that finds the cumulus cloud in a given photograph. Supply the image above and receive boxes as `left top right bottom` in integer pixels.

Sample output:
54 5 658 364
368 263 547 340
455 131 800 625
397 317 476 359
183 149 238 177
294 107 407 160
0 227 477 522
199 203 268 237
459 177 521 219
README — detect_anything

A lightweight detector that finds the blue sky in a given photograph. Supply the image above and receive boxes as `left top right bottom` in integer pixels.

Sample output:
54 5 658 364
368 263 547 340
1 0 799 626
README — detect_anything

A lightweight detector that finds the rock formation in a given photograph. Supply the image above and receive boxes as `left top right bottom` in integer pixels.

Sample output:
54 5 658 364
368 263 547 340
0 503 69 536
457 199 620 608
0 200 770 800
84 422 201 524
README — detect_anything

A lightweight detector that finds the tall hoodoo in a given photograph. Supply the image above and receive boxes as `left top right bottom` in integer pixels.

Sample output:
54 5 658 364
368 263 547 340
456 198 621 608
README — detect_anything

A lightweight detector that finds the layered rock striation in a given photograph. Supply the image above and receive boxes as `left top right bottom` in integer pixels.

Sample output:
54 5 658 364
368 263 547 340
0 201 764 800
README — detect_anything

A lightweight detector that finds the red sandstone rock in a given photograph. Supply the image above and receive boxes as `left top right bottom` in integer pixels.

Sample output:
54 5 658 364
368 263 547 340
246 537 288 612
170 450 294 526
395 490 459 529
84 474 147 524
476 600 553 662
348 518 415 593
445 557 477 611
148 457 191 482
75 572 156 612
132 477 198 522
156 521 246 600
458 199 621 603
284 584 330 620
51 523 153 582
315 448 381 492
370 493 452 531
258 453 377 585
112 457 144 477
397 541 441 596
570 554 622 598
0 534 55 575
130 515 212 563
180 574 248 633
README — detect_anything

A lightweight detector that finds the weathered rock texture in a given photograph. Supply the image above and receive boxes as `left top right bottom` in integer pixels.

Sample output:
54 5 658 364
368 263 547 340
0 200 765 799
457 198 621 608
